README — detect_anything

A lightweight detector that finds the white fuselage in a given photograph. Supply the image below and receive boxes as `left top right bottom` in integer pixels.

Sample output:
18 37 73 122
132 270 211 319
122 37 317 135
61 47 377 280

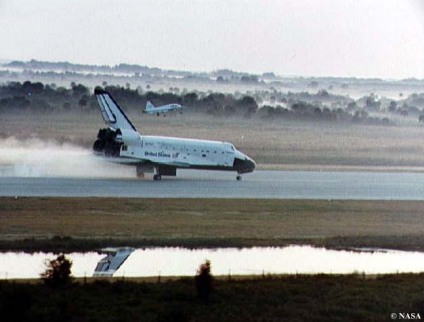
116 130 238 169
144 102 182 115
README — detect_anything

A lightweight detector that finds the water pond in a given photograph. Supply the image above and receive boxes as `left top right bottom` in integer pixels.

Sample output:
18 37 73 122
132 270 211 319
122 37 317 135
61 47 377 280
1 245 424 279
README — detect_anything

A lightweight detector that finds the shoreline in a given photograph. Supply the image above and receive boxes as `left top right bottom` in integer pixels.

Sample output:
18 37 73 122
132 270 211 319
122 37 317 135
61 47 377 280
2 236 424 254
2 197 424 252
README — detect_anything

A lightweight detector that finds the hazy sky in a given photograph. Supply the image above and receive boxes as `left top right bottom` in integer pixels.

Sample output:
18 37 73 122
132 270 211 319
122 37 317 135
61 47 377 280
1 0 424 79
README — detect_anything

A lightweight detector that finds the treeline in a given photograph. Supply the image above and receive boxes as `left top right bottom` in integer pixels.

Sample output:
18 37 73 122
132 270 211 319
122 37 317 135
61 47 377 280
0 81 91 112
0 81 258 118
258 102 389 125
5 60 267 82
6 59 187 77
0 80 413 125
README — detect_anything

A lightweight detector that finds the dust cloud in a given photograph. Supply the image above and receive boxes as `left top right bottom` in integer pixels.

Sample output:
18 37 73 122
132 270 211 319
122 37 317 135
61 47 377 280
0 137 134 178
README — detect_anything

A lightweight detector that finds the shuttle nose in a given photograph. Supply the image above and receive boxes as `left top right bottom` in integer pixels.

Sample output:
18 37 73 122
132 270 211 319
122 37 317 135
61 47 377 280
244 157 256 173
234 155 256 174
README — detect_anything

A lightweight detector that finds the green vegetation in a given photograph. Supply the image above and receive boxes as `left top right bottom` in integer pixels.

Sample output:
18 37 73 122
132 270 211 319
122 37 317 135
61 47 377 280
0 81 258 118
2 197 424 252
1 274 424 321
195 260 213 302
1 79 412 124
40 254 73 287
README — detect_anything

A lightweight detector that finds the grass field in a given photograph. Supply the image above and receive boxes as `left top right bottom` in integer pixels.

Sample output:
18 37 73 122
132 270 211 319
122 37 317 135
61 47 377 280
1 197 424 252
2 111 424 168
2 274 424 321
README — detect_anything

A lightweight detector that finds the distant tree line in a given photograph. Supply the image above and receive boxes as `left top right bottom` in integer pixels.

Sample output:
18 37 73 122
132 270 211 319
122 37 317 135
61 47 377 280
2 80 419 125
0 81 91 112
258 102 390 125
5 59 184 77
0 81 258 118
5 60 266 83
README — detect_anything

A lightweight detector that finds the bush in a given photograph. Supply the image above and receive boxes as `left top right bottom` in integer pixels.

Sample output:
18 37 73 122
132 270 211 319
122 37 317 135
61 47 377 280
40 253 73 287
195 260 213 302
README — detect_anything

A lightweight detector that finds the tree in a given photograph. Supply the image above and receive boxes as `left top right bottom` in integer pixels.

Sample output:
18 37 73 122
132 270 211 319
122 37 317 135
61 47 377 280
78 97 87 109
78 94 90 109
317 89 330 99
216 76 226 83
237 95 258 118
183 92 198 106
41 253 72 287
389 101 397 112
22 81 44 95
71 83 89 97
365 96 381 112
240 75 258 83
195 260 213 302
347 101 358 112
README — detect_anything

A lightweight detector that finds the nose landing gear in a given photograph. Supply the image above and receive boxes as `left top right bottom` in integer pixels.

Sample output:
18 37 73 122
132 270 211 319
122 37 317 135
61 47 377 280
236 175 242 181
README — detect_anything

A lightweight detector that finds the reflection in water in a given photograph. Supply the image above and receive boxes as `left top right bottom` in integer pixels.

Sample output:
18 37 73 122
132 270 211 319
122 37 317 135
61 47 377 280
0 252 103 279
2 246 424 279
94 247 135 277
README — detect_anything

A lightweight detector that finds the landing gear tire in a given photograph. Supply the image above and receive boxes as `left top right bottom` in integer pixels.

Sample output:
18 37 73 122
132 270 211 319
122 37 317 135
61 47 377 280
236 175 242 181
153 174 162 181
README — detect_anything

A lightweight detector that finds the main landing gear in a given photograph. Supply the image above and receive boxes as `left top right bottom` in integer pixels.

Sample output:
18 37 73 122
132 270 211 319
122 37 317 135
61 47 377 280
136 165 161 180
236 174 242 181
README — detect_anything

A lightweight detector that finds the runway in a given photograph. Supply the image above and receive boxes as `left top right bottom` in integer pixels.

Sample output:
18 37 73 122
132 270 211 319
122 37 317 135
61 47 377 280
1 170 424 200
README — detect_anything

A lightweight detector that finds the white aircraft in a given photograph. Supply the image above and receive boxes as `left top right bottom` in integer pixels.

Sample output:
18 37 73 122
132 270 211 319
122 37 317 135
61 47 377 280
93 247 135 277
143 100 183 116
93 88 256 180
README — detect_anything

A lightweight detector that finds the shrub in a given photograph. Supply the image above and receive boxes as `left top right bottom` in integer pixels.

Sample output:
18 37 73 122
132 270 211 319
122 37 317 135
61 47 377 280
40 253 73 287
195 260 213 302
